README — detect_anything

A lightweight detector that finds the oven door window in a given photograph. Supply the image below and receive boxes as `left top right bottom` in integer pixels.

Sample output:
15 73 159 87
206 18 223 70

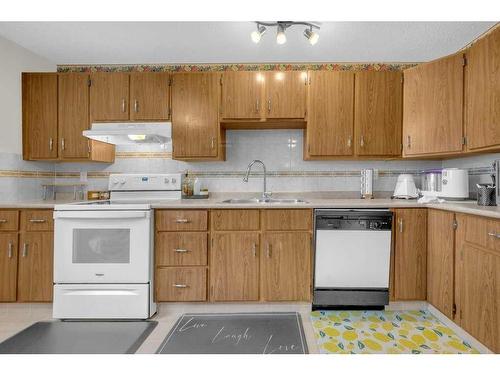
72 229 130 263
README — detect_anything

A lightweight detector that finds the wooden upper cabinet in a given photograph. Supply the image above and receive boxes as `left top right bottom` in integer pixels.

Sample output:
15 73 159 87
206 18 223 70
466 26 500 151
264 71 307 119
427 209 455 319
171 72 220 159
306 71 354 157
90 72 130 122
22 73 58 160
58 73 91 159
403 53 464 157
0 233 18 302
354 71 402 156
210 232 260 301
393 209 427 300
130 73 170 121
221 71 263 119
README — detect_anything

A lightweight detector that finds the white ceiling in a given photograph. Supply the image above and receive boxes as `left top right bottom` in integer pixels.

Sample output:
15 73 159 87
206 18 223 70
0 22 495 65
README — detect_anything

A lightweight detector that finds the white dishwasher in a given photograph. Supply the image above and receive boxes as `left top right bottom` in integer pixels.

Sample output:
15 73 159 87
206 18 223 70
313 209 393 309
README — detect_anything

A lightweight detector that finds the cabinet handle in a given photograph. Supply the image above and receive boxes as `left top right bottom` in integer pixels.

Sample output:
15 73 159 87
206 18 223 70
211 137 216 149
266 243 272 258
406 135 411 149
49 138 53 151
398 218 403 233
22 243 28 257
173 248 189 253
8 242 13 258
255 98 260 113
0 219 7 223
252 243 257 257
347 137 352 148
173 284 188 288
134 100 139 113
121 98 126 113
29 219 46 223
360 136 365 147
488 232 500 239
61 138 65 151
175 218 190 224
267 99 271 113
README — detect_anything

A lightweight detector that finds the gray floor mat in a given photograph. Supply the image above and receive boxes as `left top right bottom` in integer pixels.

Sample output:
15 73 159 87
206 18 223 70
0 321 158 354
157 312 308 354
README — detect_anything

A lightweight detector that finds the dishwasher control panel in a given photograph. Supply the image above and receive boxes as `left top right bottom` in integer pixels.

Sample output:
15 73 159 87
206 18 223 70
315 210 392 231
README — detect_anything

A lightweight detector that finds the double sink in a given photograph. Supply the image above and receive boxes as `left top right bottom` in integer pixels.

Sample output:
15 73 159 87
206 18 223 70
221 198 308 204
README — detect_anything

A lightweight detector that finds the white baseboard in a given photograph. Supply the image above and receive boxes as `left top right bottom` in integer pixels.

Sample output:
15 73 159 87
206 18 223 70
387 300 429 310
427 304 493 354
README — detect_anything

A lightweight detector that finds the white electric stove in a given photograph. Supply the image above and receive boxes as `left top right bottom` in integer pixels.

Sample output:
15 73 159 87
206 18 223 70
53 173 181 320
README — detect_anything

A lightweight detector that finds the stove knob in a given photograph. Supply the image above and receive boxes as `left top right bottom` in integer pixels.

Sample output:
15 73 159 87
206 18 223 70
164 178 170 184
119 178 126 185
171 178 177 184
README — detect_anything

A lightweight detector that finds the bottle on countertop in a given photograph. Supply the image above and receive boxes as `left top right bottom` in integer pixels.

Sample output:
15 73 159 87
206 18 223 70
182 171 193 197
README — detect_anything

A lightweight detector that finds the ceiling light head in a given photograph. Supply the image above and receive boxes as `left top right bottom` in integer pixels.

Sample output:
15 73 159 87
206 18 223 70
276 23 287 45
304 27 319 45
251 25 266 44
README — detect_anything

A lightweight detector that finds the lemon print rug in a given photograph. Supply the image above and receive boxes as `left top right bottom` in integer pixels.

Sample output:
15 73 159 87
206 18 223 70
311 310 479 354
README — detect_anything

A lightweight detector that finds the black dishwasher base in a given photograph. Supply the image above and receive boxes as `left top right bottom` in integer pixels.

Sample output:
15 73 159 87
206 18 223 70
313 288 389 311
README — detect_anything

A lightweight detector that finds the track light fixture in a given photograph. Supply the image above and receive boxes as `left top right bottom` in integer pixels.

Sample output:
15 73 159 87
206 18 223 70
250 21 320 45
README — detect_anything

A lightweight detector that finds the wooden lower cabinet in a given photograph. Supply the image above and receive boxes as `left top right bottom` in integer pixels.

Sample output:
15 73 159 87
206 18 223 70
427 209 455 319
210 232 260 301
455 214 500 353
156 267 207 302
0 233 18 302
261 232 311 301
393 209 427 300
17 232 53 302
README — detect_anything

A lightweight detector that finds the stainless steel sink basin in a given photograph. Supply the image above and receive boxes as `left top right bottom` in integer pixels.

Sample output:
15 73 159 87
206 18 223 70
221 198 308 204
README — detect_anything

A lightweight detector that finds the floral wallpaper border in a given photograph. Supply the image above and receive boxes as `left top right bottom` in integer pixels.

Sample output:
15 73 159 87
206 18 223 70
57 62 418 73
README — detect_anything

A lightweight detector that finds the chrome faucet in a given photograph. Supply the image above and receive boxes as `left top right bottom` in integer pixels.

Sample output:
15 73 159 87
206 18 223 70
243 160 271 199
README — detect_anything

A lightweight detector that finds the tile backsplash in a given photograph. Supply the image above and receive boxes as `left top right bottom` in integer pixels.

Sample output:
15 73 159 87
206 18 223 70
1 130 499 201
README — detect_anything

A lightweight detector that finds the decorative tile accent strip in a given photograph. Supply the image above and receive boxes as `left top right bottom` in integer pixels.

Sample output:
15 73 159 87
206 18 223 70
58 62 418 73
115 151 172 159
0 170 54 178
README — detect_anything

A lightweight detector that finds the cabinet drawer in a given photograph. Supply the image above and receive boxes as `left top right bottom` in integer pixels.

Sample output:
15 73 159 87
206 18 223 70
156 267 207 301
20 210 54 231
262 209 312 231
464 214 500 253
211 210 260 231
0 210 19 231
156 210 207 231
156 232 207 266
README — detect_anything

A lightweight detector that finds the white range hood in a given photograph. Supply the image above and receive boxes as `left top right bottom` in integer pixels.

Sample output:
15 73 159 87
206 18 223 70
83 122 172 145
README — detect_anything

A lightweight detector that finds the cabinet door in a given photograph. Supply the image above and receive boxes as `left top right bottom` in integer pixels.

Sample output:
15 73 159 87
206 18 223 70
403 53 464 156
394 209 427 300
90 73 130 121
18 232 53 302
427 209 455 318
264 71 306 119
261 232 311 301
306 71 354 157
457 243 500 353
130 73 170 121
171 73 220 159
466 27 500 151
58 73 91 159
22 73 58 160
0 233 18 302
210 232 259 301
355 71 402 156
221 71 263 119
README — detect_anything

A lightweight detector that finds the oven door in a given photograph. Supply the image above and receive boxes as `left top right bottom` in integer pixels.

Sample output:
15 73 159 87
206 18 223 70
54 210 151 283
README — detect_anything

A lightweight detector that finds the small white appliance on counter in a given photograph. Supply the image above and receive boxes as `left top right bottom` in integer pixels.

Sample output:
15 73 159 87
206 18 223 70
53 173 181 320
393 174 419 199
420 168 469 200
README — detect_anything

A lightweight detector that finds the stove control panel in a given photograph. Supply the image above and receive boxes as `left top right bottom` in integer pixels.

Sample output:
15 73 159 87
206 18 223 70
108 173 182 191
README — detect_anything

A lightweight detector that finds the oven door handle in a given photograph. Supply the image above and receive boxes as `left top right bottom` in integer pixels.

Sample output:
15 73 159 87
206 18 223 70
54 211 149 220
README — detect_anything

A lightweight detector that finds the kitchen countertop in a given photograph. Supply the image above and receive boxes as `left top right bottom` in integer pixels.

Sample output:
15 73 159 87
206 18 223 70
1 195 499 219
